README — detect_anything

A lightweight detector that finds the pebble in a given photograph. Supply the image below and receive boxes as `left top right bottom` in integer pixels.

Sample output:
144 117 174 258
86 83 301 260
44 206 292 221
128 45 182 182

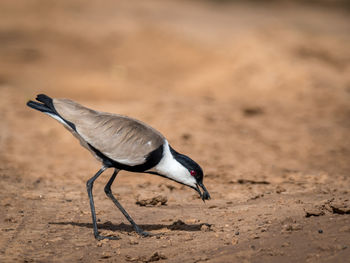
136 195 167 206
185 218 198 224
201 224 210 232
231 237 238 245
283 223 302 232
276 186 286 194
97 239 111 247
304 206 325 217
101 252 112 259
148 252 167 261
281 242 290 247
4 217 17 223
129 239 139 245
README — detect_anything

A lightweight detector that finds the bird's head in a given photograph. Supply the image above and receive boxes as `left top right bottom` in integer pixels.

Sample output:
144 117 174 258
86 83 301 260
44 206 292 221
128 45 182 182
169 147 211 201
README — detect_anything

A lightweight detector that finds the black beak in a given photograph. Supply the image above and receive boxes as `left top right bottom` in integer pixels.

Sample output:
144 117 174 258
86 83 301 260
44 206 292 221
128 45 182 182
196 182 211 202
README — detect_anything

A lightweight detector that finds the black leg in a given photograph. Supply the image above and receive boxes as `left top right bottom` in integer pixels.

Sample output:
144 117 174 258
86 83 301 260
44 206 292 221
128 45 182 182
86 166 119 240
104 169 150 237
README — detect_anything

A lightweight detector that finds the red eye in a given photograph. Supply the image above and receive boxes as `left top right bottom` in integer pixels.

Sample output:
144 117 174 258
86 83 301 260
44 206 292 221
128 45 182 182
190 170 196 177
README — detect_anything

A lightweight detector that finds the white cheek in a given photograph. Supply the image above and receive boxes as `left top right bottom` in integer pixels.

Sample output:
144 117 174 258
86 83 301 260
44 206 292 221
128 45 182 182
149 141 197 188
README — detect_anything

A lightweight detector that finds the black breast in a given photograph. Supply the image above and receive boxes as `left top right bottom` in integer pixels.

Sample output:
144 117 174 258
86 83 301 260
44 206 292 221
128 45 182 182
87 143 164 172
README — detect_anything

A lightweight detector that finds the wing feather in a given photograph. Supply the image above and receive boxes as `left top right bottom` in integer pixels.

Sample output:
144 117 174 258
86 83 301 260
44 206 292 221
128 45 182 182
52 99 164 166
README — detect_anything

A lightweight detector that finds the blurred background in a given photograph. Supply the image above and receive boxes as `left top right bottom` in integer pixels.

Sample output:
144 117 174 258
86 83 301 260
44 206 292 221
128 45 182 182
1 0 349 175
0 0 350 262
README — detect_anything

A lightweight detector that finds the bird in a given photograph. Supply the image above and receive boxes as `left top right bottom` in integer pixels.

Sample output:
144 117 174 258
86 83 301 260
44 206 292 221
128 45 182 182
27 94 210 240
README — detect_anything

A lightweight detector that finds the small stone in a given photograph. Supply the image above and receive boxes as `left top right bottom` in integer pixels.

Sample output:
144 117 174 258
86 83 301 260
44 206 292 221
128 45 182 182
22 192 43 200
231 237 238 245
235 231 240 235
4 217 17 223
125 255 139 262
283 223 302 232
147 252 167 262
129 239 139 245
304 205 325 217
281 242 290 247
185 218 198 224
330 202 350 214
249 194 264 200
201 224 211 232
136 195 167 207
97 239 109 247
276 186 286 194
169 220 185 230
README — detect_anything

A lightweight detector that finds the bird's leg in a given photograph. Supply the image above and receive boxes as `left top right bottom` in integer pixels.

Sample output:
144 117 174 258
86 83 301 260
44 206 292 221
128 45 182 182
104 169 150 237
86 166 119 240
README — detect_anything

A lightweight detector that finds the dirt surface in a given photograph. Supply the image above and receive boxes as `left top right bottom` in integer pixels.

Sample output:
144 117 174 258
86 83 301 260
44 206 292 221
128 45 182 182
1 0 350 262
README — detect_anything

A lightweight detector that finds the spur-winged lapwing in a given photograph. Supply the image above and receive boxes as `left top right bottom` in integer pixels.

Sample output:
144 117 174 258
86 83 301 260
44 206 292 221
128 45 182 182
27 94 210 240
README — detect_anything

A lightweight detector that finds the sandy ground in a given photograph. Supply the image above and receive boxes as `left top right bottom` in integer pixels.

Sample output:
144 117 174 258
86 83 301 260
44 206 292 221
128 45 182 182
1 0 350 262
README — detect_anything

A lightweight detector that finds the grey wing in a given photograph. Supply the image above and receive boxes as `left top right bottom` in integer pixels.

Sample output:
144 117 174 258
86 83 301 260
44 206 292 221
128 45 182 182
53 98 165 166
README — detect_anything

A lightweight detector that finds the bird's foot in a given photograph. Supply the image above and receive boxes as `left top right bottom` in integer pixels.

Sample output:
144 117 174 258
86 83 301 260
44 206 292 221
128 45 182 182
140 231 151 237
136 230 152 237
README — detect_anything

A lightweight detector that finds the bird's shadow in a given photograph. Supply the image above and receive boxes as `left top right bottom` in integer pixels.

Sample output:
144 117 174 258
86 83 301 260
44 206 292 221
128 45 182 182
49 220 210 233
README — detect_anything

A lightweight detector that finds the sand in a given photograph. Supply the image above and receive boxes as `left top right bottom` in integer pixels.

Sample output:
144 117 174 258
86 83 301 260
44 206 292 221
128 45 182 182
0 0 349 262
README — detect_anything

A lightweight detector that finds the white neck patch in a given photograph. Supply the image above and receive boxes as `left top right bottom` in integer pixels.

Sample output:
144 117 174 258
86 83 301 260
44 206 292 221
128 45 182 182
149 140 197 188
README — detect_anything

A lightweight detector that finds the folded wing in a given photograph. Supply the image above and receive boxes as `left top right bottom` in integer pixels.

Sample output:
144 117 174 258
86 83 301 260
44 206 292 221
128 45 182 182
53 99 164 166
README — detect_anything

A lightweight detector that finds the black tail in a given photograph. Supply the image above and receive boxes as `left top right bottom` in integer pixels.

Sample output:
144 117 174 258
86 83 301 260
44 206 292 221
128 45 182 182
27 94 77 131
26 94 56 114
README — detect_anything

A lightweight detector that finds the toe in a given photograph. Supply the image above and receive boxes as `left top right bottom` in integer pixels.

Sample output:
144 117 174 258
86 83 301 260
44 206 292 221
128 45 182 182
140 231 151 237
